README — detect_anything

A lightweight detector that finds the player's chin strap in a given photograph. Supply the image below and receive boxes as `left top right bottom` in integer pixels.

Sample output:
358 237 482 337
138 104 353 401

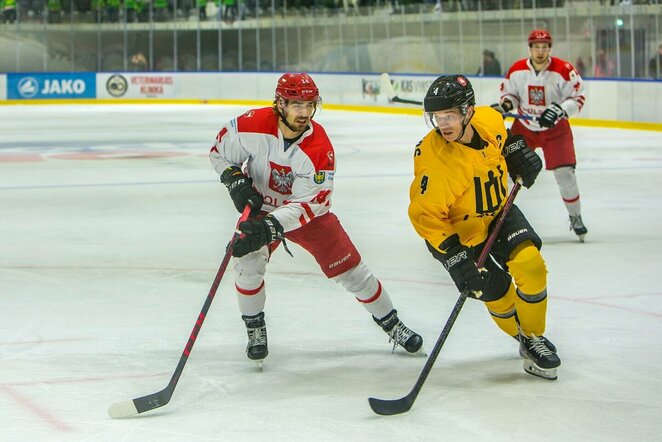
453 108 474 142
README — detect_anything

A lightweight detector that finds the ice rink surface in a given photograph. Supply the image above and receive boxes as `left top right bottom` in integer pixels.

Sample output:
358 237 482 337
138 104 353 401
1 104 661 441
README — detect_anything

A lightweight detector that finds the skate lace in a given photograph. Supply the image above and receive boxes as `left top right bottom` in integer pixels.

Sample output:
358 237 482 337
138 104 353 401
387 322 414 352
247 327 267 346
528 334 553 357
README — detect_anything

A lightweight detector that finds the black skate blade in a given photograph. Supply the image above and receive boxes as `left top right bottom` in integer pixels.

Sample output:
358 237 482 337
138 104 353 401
523 360 557 380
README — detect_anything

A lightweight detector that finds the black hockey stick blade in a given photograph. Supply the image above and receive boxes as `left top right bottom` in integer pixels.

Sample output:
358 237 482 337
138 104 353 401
108 388 172 418
367 293 468 416
368 394 414 416
392 96 423 106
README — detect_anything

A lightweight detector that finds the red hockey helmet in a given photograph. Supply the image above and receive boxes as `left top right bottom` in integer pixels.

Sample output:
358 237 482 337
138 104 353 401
275 73 320 101
528 29 552 47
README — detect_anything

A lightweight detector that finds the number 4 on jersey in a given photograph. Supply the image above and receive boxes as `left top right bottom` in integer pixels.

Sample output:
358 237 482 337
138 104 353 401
420 175 429 194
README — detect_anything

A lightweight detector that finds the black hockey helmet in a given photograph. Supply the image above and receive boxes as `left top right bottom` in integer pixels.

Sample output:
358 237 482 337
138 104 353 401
423 75 476 115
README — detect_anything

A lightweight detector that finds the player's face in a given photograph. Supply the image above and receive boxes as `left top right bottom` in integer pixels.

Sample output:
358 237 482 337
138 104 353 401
282 99 316 132
430 108 464 141
529 43 551 65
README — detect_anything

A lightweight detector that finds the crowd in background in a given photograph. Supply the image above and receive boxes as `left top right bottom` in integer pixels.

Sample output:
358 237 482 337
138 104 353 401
2 0 660 26
2 0 661 79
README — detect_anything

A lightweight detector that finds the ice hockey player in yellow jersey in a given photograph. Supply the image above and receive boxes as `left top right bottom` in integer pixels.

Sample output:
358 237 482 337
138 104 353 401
408 74 561 380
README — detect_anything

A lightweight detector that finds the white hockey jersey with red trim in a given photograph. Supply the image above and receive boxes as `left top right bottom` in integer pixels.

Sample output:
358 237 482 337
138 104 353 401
500 56 586 132
209 107 335 233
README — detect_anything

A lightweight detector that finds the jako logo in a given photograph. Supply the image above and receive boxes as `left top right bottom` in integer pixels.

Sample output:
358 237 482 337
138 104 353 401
18 77 38 98
38 79 87 95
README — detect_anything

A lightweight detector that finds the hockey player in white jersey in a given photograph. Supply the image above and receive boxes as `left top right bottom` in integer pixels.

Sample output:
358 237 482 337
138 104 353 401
210 72 423 364
493 29 589 242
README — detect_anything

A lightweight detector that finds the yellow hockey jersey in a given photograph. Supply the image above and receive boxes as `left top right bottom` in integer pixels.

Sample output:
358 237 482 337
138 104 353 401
408 106 509 253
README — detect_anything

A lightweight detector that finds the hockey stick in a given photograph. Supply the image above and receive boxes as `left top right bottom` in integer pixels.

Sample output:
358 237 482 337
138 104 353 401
391 96 424 106
368 179 523 416
108 204 253 418
504 113 536 121
380 72 422 106
379 72 535 121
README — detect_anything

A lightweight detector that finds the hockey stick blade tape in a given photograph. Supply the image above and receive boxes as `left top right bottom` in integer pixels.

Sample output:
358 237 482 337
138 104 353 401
108 400 139 418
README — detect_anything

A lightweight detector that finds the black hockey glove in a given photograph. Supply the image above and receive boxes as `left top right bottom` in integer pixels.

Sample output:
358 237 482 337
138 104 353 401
439 234 486 298
221 166 263 217
502 132 542 188
232 215 284 258
538 102 566 128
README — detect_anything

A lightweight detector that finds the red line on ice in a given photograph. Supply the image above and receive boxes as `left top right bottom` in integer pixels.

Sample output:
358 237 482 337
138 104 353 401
555 295 662 318
0 384 74 432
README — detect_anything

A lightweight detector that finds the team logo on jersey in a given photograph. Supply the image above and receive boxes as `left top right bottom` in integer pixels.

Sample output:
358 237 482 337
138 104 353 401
315 170 334 183
269 162 294 194
473 166 507 215
326 151 334 168
528 85 546 106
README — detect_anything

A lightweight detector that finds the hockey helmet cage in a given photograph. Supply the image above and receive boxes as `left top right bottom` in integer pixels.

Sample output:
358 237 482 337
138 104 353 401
423 75 476 114
275 73 320 101
528 29 552 47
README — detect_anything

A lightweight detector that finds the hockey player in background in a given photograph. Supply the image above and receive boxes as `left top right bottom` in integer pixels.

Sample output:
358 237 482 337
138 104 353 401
210 72 423 365
409 74 561 380
492 29 588 242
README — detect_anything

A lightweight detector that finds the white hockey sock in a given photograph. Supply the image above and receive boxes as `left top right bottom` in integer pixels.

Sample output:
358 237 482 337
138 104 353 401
334 261 394 319
233 248 269 317
237 282 266 317
553 166 582 217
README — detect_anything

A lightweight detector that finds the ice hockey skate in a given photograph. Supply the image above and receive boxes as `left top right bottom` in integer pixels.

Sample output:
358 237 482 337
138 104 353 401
242 312 268 370
569 215 588 242
518 331 560 380
513 334 556 355
374 309 424 355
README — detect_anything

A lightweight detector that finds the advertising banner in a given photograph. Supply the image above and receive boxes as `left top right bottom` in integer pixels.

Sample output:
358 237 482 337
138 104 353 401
97 73 176 99
0 74 6 100
7 73 96 100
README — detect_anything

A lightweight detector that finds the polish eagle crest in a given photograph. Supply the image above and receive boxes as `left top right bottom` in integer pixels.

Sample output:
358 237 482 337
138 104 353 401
269 162 294 194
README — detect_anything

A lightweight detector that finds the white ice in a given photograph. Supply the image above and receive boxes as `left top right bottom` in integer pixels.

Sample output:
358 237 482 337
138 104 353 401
1 104 661 441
